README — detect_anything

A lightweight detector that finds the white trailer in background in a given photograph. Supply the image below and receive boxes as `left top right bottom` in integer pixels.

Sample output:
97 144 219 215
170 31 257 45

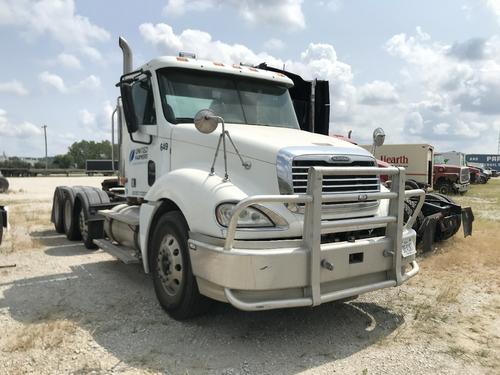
434 151 466 167
50 37 425 320
361 144 434 188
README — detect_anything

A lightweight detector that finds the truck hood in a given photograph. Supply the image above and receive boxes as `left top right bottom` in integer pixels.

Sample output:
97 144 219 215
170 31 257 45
172 123 372 164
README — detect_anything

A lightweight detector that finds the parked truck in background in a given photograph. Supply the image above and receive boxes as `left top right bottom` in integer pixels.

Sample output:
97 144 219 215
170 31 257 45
433 164 470 194
85 159 118 176
50 37 425 320
466 154 500 174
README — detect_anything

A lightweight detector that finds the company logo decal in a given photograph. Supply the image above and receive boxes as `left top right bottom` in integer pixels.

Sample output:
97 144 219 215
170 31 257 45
330 156 351 162
129 147 148 163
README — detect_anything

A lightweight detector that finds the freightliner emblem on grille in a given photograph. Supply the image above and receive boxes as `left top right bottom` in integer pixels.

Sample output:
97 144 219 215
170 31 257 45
330 155 351 162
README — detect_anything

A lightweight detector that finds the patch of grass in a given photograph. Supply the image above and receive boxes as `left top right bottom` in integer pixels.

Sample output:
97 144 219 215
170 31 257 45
3 320 78 352
436 284 461 304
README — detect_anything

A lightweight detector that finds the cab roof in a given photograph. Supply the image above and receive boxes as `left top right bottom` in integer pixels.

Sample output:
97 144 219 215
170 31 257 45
142 56 294 87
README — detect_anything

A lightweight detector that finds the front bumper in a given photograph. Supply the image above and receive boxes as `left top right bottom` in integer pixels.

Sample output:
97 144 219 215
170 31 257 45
188 166 424 311
189 229 418 310
454 182 470 192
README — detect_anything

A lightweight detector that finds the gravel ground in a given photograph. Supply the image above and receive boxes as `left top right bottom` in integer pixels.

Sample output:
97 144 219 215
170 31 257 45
0 177 499 374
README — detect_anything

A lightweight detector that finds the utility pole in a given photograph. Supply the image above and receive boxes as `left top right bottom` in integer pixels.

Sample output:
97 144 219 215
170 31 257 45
497 128 500 155
41 125 48 170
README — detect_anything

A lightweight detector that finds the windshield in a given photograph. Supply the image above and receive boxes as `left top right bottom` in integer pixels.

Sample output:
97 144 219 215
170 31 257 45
157 68 299 129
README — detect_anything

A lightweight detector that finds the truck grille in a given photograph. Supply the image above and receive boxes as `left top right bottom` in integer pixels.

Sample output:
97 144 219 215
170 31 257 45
291 159 380 195
460 167 470 184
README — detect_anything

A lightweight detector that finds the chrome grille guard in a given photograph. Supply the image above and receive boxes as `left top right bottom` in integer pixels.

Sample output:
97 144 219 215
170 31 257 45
223 166 425 310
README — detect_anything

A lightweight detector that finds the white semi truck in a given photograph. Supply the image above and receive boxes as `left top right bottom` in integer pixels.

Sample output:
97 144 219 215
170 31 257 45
51 37 424 319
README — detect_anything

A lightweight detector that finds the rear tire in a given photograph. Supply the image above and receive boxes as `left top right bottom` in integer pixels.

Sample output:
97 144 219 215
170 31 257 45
0 214 3 245
150 211 212 320
77 205 98 250
52 190 65 234
63 195 81 241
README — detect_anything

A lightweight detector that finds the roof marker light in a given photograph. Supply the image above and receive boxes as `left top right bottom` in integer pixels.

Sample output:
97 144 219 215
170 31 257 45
213 62 224 66
179 52 196 58
176 56 189 62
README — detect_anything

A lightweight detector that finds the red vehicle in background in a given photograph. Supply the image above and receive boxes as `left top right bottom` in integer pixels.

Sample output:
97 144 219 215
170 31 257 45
433 164 470 195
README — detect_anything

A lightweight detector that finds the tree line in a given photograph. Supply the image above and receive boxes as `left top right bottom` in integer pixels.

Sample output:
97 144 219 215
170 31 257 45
0 140 116 170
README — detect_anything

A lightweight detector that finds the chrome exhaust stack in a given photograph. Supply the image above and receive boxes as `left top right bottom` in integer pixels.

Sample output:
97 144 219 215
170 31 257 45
119 36 133 74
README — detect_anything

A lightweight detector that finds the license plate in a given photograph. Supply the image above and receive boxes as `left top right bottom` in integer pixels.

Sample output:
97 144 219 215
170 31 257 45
402 238 416 257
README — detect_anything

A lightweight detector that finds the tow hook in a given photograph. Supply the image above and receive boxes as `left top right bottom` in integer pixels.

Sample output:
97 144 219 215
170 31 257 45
321 259 334 271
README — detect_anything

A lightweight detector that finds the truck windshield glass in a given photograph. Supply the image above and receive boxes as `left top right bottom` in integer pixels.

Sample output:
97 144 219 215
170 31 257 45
157 69 299 129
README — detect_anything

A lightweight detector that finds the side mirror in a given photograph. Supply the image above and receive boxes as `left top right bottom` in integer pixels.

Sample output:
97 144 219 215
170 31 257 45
372 127 385 147
120 83 139 134
194 109 219 134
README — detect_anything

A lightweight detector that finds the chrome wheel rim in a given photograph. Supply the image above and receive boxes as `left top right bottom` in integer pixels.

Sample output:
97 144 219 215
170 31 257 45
157 234 183 296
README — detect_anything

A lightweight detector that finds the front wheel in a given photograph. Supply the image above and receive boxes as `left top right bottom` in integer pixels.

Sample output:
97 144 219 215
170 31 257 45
437 183 451 195
150 211 211 320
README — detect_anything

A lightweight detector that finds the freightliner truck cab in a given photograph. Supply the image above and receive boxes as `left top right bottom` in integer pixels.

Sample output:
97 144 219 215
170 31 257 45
51 37 425 320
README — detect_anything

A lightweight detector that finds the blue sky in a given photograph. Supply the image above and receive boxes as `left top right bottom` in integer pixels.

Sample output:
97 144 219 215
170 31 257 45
1 0 500 157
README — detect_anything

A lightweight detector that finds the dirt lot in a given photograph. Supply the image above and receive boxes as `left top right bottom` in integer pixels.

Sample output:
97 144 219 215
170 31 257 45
0 176 499 375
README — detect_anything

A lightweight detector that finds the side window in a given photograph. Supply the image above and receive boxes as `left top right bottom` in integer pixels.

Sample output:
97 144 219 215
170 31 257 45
131 78 156 125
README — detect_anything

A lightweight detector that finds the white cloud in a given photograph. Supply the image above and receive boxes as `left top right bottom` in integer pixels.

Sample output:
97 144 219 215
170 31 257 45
0 80 29 96
78 109 96 126
77 75 101 90
263 38 285 52
38 72 101 93
404 111 424 135
318 0 342 12
382 27 500 151
0 0 109 58
163 0 305 29
484 0 500 23
140 23 356 119
57 52 81 69
0 108 41 141
358 80 399 105
434 122 450 135
164 0 215 15
39 71 67 93
78 101 114 139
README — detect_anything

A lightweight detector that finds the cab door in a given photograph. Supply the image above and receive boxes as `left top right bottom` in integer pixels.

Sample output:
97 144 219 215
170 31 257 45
124 75 160 197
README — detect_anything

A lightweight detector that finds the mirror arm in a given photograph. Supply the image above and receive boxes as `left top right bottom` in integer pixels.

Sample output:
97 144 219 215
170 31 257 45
128 132 153 145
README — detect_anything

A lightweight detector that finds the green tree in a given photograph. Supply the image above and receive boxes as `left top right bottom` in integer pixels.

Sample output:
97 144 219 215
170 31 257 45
67 140 113 169
52 154 74 169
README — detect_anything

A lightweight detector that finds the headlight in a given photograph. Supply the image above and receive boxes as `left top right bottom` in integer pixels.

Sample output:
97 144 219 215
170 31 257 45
216 203 275 228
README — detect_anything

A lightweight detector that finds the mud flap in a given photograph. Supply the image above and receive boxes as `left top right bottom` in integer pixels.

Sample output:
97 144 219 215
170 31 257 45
461 207 474 238
421 214 440 252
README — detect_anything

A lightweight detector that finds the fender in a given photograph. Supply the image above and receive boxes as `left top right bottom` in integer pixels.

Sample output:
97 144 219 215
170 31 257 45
74 187 110 219
141 168 246 273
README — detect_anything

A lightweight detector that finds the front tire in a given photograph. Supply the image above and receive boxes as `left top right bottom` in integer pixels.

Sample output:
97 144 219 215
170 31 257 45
150 211 211 320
